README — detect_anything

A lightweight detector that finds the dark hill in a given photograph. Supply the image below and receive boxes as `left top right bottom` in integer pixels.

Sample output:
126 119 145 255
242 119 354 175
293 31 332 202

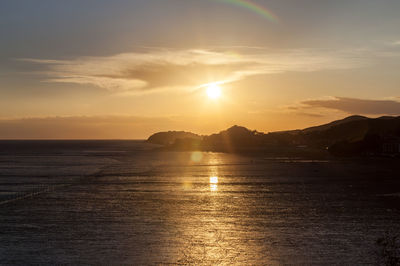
147 131 201 146
202 125 266 152
147 116 400 156
302 115 368 133
299 116 400 149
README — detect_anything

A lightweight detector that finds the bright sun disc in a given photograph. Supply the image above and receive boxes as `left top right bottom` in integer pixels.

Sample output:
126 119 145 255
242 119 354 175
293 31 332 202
206 84 221 99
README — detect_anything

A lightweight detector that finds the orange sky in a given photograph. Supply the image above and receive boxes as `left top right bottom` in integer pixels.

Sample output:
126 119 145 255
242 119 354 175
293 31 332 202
1 0 400 138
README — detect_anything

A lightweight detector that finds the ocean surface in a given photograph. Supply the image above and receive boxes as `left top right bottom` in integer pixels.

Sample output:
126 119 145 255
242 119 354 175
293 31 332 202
0 140 399 265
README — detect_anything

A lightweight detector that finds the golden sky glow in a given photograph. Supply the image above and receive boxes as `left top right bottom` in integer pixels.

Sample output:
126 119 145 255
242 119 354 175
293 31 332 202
1 1 400 138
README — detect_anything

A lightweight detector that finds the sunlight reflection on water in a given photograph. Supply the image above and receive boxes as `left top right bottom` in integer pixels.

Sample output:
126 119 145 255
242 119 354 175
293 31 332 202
1 145 399 265
210 176 218 191
209 176 218 184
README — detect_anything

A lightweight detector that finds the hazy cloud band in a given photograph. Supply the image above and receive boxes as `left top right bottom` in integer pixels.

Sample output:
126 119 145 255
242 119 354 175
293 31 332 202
21 48 366 92
301 97 400 115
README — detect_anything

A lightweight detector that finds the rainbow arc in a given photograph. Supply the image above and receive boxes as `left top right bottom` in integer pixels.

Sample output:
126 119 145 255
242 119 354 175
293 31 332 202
217 0 279 23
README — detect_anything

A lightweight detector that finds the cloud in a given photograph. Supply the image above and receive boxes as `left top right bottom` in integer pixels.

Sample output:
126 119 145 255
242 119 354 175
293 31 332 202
300 97 400 115
21 47 366 92
0 115 177 139
390 40 400 46
0 114 239 139
294 112 326 118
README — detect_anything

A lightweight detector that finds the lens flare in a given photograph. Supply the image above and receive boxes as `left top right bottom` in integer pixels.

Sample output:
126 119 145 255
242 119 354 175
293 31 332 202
191 151 203 162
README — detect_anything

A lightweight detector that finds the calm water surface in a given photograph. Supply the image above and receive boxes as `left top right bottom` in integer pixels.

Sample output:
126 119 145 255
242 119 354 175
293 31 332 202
0 140 399 265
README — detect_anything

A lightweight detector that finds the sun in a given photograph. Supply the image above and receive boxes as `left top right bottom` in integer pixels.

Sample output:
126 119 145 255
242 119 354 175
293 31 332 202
206 84 222 99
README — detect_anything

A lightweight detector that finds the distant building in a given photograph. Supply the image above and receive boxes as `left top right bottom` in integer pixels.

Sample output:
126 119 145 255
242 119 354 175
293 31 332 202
381 136 400 155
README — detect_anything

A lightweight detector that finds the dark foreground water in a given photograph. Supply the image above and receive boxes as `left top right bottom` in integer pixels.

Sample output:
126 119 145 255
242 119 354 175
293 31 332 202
0 140 399 265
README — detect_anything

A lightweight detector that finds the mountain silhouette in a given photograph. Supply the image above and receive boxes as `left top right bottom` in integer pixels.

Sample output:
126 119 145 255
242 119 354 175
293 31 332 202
147 131 201 146
302 115 368 133
147 116 400 156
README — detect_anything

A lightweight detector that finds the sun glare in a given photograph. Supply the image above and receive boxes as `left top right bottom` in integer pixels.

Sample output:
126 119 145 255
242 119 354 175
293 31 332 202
206 84 222 99
210 176 218 184
209 176 218 192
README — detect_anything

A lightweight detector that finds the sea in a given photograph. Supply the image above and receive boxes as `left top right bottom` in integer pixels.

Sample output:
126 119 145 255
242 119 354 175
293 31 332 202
0 140 399 265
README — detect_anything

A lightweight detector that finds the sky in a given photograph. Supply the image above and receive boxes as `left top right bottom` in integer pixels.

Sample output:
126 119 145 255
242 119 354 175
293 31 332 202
1 0 400 139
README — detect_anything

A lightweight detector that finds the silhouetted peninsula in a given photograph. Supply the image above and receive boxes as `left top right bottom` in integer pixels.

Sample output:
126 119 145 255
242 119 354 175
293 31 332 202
147 131 201 146
147 116 400 157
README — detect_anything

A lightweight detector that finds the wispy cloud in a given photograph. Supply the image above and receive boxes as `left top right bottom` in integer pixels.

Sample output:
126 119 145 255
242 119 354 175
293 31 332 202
298 97 400 115
21 47 366 92
0 114 241 139
0 115 177 139
390 40 400 46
